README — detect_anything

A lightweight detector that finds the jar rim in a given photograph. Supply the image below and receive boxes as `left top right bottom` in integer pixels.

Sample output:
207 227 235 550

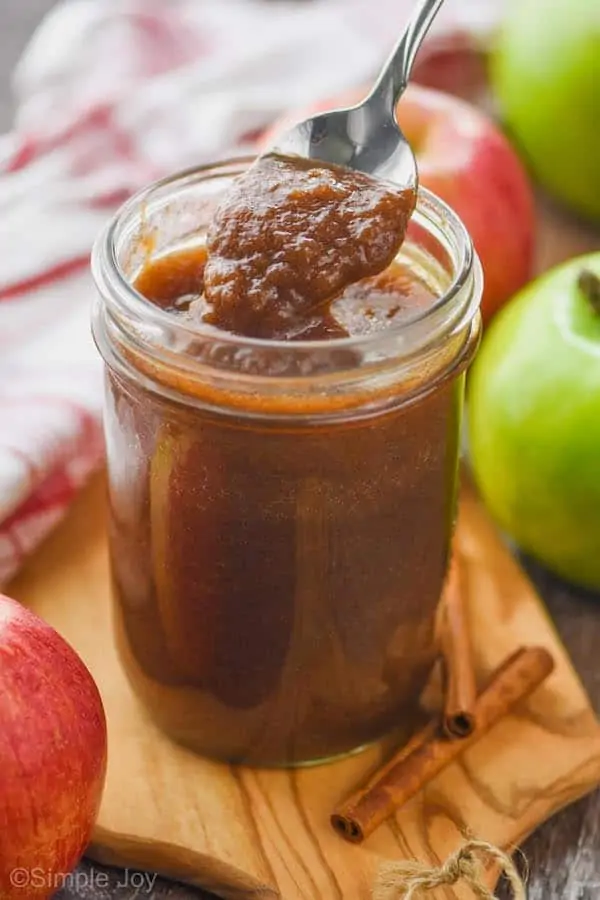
92 155 480 365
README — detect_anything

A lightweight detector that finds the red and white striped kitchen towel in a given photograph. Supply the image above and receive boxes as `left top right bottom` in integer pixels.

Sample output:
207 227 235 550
0 0 502 585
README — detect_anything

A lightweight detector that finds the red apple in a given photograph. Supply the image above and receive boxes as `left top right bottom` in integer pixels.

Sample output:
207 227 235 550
0 594 107 899
261 84 536 324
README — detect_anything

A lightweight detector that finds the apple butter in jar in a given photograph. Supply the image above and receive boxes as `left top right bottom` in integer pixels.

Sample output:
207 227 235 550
92 156 482 766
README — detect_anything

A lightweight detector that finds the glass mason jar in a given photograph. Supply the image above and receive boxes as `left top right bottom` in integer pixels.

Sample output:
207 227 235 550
91 157 482 767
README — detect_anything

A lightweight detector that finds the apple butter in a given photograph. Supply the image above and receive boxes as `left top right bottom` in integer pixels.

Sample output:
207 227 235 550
92 157 482 766
203 153 415 340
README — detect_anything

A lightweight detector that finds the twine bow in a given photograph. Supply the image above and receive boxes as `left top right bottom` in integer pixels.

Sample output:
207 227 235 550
373 840 527 899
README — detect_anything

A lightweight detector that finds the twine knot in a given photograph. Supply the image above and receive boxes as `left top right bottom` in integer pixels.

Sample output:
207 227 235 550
373 839 527 899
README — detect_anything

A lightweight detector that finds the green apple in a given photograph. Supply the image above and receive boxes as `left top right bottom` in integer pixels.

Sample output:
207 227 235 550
468 253 600 590
491 0 600 222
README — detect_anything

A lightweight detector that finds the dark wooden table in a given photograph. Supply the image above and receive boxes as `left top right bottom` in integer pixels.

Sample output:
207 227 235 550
2 3 600 899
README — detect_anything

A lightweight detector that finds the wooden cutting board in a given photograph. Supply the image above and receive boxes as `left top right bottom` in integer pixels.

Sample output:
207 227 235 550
9 470 600 900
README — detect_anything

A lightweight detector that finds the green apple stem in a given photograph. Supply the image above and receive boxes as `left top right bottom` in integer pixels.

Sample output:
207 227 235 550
578 269 600 315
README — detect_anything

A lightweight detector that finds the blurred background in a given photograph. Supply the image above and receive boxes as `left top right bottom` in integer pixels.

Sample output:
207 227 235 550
0 1 53 128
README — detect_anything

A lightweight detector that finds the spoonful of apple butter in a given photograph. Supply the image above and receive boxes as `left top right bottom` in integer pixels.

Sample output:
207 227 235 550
202 0 445 340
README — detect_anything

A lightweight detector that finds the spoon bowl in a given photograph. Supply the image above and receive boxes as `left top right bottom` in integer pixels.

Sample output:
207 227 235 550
273 101 418 188
271 0 445 190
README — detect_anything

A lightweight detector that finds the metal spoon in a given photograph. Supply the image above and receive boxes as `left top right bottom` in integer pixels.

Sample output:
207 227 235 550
270 0 445 190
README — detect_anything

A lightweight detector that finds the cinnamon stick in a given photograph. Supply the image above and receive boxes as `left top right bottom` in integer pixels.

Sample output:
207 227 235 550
331 645 554 844
440 553 477 738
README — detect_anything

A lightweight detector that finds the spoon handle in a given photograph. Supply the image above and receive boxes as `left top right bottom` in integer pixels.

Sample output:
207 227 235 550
367 0 445 109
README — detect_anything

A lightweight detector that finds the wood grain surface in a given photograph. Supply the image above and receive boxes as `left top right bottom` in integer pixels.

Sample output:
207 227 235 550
2 3 600 899
8 467 600 900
